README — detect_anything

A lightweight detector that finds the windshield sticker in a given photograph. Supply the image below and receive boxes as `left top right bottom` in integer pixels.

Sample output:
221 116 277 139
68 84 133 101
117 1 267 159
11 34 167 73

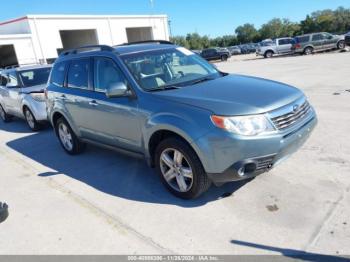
176 47 194 56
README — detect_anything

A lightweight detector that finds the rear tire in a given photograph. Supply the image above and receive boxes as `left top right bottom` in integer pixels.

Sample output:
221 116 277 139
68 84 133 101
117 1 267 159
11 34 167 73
264 50 274 58
55 117 85 155
0 104 12 123
24 107 41 131
337 40 345 49
304 47 313 55
155 137 212 199
221 55 228 61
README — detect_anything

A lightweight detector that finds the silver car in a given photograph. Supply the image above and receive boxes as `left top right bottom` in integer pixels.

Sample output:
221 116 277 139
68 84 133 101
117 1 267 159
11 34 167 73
0 65 51 130
257 37 294 58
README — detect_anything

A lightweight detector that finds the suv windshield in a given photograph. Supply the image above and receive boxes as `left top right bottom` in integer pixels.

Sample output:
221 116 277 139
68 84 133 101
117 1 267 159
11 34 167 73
121 47 221 91
19 67 51 87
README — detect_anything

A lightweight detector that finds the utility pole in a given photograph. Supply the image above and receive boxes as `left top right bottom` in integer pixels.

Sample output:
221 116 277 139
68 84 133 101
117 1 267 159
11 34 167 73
168 19 173 38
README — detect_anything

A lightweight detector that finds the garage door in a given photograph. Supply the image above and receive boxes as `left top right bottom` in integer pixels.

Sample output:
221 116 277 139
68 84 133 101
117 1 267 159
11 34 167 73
59 29 98 52
126 27 154 43
0 45 19 68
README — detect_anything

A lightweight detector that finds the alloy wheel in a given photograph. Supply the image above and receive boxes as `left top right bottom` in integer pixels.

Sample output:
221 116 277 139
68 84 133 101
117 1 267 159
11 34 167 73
58 122 73 151
25 110 35 129
160 148 194 192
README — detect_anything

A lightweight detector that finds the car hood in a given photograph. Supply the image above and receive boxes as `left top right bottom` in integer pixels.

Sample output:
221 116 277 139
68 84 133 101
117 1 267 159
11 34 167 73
22 84 46 94
154 74 304 115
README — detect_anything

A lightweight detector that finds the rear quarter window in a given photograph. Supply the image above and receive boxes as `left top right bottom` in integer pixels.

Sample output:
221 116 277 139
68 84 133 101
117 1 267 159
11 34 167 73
296 36 310 43
50 61 68 87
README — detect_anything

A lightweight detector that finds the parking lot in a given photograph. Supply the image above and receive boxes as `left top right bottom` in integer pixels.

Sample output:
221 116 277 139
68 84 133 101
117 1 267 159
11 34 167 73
1 51 350 256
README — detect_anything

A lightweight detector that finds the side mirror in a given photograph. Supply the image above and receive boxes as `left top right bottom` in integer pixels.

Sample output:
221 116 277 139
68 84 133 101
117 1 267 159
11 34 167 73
105 82 129 98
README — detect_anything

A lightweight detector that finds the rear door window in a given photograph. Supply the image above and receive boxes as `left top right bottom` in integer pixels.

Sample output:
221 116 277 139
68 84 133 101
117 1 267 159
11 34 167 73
278 39 288 45
312 34 324 41
67 59 90 90
50 61 68 87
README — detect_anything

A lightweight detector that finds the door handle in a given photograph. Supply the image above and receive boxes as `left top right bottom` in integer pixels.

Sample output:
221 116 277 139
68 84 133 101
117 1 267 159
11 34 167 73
89 100 99 106
60 95 67 101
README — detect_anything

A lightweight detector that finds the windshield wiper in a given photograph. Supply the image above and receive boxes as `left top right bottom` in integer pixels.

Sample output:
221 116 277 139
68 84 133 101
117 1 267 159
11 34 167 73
146 85 181 92
190 76 217 85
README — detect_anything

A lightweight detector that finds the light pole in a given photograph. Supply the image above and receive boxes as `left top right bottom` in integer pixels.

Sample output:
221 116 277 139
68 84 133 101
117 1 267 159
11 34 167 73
168 19 173 38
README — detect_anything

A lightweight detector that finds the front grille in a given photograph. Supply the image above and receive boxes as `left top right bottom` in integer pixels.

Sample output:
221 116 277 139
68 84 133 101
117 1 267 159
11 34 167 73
256 156 274 171
271 100 311 130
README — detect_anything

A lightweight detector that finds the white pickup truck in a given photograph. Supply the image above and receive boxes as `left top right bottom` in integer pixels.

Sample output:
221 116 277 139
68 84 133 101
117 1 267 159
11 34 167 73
256 37 294 58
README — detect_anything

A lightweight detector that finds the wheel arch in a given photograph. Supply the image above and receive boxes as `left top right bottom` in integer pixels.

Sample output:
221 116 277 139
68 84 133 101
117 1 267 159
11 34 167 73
264 49 275 55
304 45 314 51
51 110 81 137
143 112 211 168
147 129 195 167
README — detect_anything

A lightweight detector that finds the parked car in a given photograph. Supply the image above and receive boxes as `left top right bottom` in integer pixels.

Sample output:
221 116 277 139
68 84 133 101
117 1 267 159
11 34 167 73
0 65 51 130
240 44 258 54
256 37 295 58
191 50 202 55
345 31 350 46
292 32 345 55
46 42 317 199
228 46 241 55
201 48 231 61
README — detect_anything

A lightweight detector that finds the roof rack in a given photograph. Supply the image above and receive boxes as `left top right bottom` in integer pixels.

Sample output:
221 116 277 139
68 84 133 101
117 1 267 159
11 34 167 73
115 40 174 46
59 45 114 57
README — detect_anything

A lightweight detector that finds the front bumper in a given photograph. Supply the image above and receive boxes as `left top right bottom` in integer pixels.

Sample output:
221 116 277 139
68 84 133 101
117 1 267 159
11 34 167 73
194 110 317 184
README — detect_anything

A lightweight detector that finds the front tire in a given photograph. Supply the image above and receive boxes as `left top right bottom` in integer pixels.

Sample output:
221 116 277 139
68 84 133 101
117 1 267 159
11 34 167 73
221 55 228 62
24 107 41 131
264 51 274 58
155 137 211 199
337 40 345 49
0 104 12 123
55 117 85 155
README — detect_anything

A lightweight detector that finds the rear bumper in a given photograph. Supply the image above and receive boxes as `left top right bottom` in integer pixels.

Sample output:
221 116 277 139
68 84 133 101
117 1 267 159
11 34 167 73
195 111 317 184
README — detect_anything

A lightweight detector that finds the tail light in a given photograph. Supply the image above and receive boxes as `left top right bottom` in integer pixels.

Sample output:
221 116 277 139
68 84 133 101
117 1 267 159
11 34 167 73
295 43 301 49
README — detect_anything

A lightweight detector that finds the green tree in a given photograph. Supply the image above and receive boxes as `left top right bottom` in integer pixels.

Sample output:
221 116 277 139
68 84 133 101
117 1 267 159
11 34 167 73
170 36 189 48
259 18 300 39
299 15 318 34
235 23 259 43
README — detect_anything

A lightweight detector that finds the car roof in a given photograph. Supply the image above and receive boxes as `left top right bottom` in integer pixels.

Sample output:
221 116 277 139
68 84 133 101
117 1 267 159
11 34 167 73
114 43 178 55
296 32 328 37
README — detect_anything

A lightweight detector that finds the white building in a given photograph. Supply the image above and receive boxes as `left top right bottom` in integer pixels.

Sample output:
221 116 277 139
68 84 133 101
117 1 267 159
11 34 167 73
0 14 170 68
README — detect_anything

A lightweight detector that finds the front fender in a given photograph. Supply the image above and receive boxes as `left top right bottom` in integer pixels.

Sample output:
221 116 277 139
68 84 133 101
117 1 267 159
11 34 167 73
142 112 214 160
22 96 47 121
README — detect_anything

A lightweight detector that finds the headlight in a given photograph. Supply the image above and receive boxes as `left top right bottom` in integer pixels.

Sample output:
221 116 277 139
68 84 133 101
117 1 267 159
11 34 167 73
211 114 275 136
30 93 46 102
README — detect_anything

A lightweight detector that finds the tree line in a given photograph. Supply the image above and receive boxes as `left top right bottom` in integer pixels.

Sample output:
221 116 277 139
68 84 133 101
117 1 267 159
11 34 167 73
170 6 350 49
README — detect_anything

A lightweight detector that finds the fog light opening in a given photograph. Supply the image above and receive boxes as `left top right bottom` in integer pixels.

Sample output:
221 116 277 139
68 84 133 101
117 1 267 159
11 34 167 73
244 163 257 173
238 162 257 177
